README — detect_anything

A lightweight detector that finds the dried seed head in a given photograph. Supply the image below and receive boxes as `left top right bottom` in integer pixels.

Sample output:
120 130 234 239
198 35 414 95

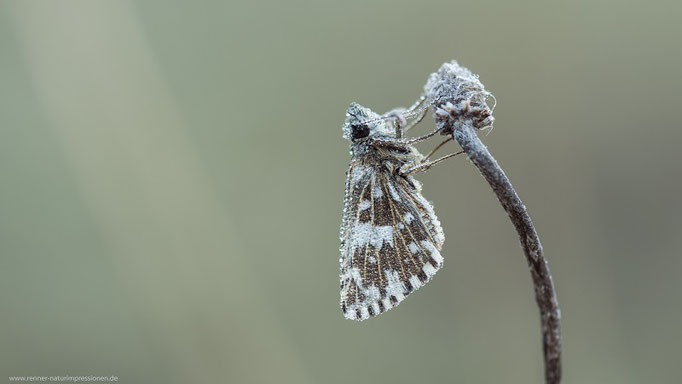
424 61 495 134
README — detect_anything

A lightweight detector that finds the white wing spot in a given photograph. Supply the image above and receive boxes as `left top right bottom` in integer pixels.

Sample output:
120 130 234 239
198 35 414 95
351 165 369 185
420 240 434 251
408 242 419 254
387 182 401 201
423 262 438 278
431 248 443 265
346 267 364 288
404 212 414 224
365 285 381 301
350 223 395 250
385 270 407 299
360 307 369 319
373 185 384 199
421 240 443 264
409 275 422 290
358 200 371 211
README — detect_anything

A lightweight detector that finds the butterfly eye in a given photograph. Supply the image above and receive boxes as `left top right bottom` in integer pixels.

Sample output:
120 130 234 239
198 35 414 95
351 123 370 140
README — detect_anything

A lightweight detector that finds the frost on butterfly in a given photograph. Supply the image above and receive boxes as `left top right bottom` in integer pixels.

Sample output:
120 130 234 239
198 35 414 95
339 102 447 321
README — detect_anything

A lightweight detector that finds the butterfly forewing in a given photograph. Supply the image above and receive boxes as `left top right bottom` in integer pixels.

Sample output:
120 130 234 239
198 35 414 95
340 165 444 321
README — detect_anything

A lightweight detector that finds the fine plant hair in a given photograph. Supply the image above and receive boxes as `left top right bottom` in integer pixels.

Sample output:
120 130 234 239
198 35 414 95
424 61 562 384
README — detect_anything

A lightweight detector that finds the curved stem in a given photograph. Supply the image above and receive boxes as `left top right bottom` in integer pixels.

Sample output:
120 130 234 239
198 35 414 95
452 122 562 384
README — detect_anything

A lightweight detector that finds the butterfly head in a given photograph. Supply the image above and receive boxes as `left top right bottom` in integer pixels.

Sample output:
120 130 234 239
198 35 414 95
342 103 396 143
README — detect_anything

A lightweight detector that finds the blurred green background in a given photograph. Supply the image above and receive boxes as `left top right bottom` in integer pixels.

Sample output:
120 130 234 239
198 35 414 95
2 0 681 383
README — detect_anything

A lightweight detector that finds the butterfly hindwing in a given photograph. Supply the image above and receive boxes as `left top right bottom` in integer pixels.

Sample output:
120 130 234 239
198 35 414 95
340 166 444 321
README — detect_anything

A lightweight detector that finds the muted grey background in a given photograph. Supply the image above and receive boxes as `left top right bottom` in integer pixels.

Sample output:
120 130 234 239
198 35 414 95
1 0 681 383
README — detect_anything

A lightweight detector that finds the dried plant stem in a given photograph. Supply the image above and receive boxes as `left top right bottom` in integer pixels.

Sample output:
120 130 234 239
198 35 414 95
451 121 562 384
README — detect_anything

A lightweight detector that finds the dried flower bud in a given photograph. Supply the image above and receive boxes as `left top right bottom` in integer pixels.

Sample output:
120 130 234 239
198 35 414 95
424 61 495 134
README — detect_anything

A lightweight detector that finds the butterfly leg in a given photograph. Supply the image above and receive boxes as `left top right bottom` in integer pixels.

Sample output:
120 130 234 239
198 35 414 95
369 126 444 147
383 96 430 137
405 95 427 114
402 106 428 134
423 137 453 160
383 109 408 138
400 150 465 175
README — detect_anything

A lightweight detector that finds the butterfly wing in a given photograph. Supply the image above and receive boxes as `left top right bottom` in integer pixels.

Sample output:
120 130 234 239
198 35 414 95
340 164 445 321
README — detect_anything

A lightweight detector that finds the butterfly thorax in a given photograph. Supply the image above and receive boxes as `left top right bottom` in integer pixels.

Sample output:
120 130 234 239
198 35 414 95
350 141 423 176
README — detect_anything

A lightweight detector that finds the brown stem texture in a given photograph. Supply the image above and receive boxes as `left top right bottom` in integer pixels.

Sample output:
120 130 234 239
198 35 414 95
452 122 562 384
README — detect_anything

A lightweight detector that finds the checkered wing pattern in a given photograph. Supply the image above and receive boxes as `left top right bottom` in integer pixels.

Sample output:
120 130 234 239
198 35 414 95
339 162 444 321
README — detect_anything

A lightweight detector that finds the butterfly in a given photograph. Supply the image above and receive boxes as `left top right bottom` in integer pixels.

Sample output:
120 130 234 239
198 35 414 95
339 99 461 321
